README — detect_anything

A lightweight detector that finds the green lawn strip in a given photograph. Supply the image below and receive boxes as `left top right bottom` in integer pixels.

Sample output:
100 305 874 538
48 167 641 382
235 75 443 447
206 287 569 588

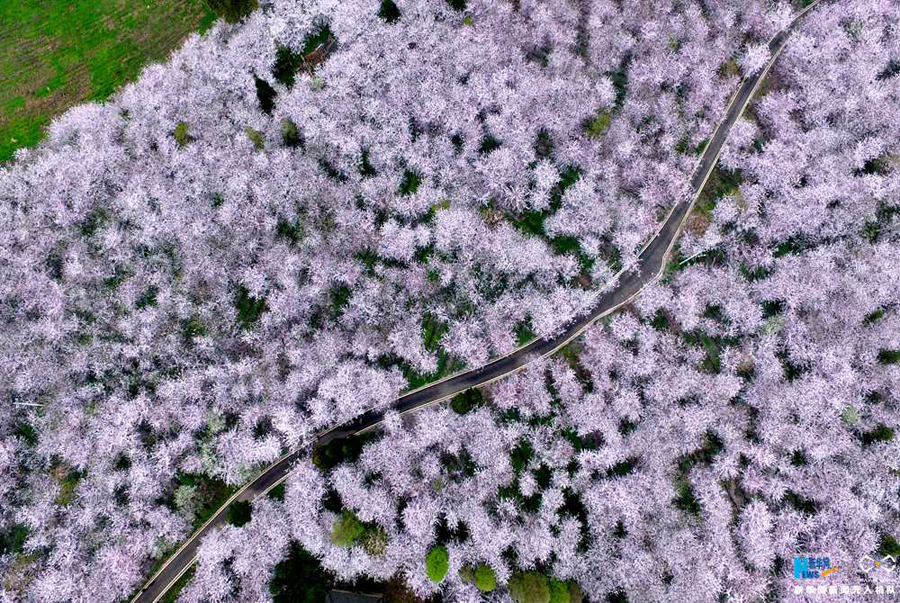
159 564 196 603
514 316 537 346
0 0 213 163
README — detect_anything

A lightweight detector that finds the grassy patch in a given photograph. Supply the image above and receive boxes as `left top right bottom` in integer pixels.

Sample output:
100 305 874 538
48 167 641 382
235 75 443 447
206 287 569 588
585 112 611 138
510 439 535 475
510 166 581 237
267 482 286 501
400 352 461 392
52 465 84 506
878 534 900 557
442 448 478 484
330 510 387 555
606 55 631 112
275 215 303 245
13 420 38 446
695 166 743 216
859 424 894 446
399 170 422 195
245 126 266 150
0 524 28 556
508 165 596 277
479 134 502 154
273 44 303 87
280 118 302 148
514 317 537 346
784 490 819 515
205 0 257 23
862 203 900 243
877 349 900 365
682 329 737 375
864 308 885 325
172 472 237 529
234 286 267 329
0 0 215 163
159 565 196 603
173 121 191 147
421 312 446 352
385 312 465 390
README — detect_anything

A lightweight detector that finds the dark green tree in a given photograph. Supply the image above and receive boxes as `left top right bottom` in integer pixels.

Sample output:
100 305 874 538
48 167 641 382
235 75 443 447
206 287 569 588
270 541 330 603
226 500 252 527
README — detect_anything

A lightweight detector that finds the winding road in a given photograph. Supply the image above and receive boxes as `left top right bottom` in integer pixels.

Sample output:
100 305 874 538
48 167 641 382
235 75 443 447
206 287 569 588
131 2 822 601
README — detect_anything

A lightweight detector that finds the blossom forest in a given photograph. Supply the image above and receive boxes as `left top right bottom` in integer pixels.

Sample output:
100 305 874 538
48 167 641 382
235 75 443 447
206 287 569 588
0 0 898 602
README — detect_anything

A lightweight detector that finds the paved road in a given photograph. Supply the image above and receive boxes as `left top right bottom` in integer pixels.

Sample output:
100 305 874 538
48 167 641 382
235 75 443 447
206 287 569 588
132 3 821 601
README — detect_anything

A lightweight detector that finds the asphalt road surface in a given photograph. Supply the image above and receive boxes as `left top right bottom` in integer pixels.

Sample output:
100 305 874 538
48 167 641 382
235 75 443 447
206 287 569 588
132 2 821 601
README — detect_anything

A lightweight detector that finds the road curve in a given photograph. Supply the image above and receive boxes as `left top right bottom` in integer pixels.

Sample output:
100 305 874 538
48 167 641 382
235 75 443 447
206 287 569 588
132 3 821 601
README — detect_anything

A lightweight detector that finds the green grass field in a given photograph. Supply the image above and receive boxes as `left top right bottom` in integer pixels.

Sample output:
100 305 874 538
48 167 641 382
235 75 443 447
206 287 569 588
0 0 217 163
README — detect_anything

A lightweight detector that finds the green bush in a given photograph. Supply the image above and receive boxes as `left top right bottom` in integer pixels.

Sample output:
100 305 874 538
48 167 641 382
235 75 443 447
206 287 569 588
474 564 497 592
508 572 550 603
205 0 258 23
227 500 252 527
281 118 302 148
860 423 894 445
450 388 482 415
877 349 900 364
245 127 266 151
267 483 286 502
425 545 449 583
273 45 304 88
174 121 191 147
459 563 496 591
378 0 401 23
254 76 277 114
330 511 366 547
